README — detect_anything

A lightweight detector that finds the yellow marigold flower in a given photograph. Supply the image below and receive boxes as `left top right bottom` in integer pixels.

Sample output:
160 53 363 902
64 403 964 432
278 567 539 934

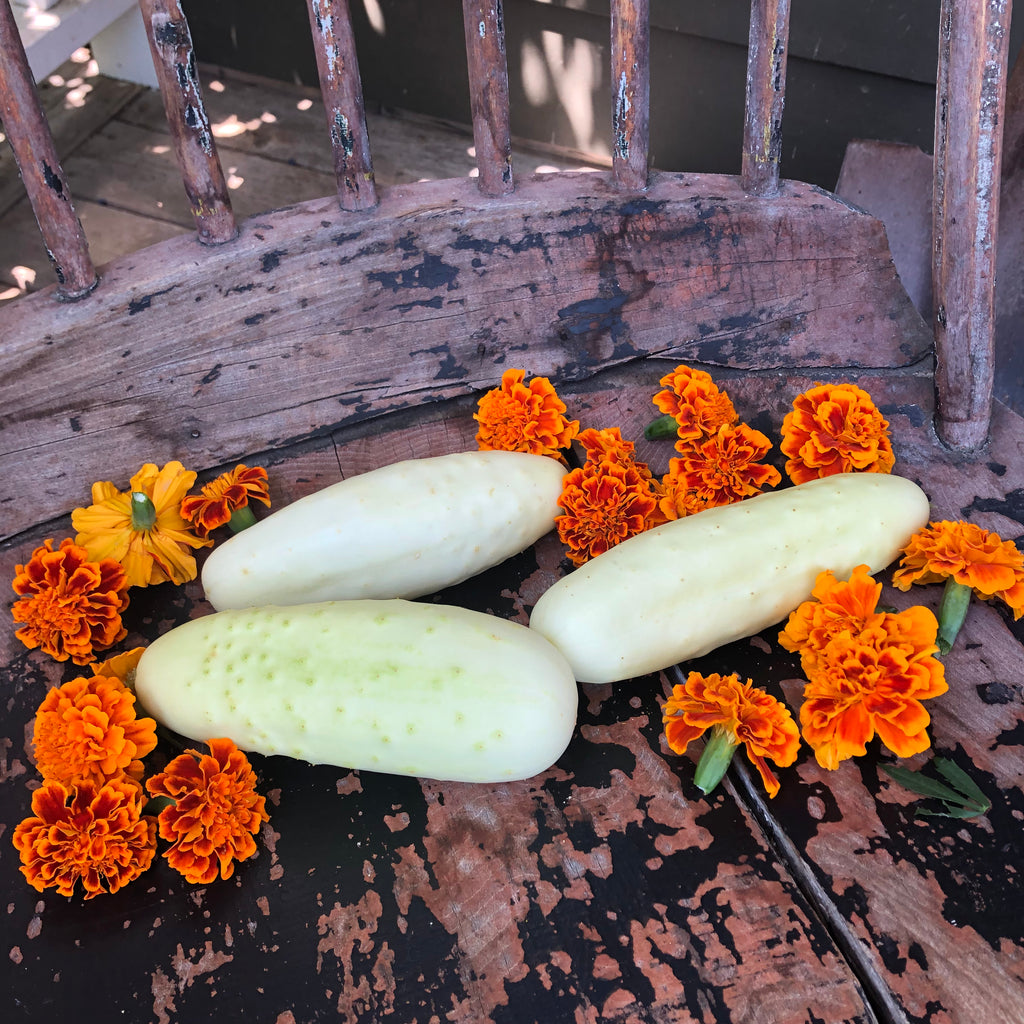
663 672 801 798
11 538 129 665
556 457 661 566
474 369 580 458
780 382 895 484
33 675 157 788
658 423 781 517
652 364 738 445
72 461 212 588
180 464 271 539
12 777 157 899
146 738 270 885
892 520 1024 618
800 631 947 770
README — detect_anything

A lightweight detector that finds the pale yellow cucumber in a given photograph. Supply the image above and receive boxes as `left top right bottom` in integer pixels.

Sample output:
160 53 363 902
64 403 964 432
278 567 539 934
529 472 930 684
134 599 579 783
202 450 565 610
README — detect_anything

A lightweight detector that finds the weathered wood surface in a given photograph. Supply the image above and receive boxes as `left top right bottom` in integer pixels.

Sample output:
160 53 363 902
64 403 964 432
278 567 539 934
741 0 792 197
138 0 237 245
0 398 877 1024
610 0 650 192
567 366 1024 1024
0 170 931 540
305 0 378 211
461 0 514 197
2 363 1022 1022
932 0 1013 451
0 64 603 300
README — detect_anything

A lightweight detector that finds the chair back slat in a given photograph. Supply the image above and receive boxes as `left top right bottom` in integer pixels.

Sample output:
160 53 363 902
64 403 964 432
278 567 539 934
741 0 791 197
139 0 237 244
462 0 514 196
611 0 650 191
0 0 96 298
306 0 377 211
931 0 1012 450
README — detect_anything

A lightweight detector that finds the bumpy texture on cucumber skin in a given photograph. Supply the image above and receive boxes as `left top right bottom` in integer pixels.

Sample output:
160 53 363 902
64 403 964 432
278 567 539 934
202 450 565 610
134 600 579 783
529 473 931 684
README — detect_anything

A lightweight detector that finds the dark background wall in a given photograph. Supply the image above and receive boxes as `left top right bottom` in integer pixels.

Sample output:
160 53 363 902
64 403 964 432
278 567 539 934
181 0 1022 192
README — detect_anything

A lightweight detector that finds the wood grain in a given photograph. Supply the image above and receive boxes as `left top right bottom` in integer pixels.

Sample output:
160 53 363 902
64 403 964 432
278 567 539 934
0 170 930 540
931 0 1012 450
138 0 237 245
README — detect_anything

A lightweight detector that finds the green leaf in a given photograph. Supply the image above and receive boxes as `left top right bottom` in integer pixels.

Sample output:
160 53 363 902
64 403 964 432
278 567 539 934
918 804 985 820
879 764 966 803
880 757 990 818
933 757 991 809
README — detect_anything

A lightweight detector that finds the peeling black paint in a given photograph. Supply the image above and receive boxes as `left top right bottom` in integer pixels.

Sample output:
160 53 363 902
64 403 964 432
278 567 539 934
261 250 287 273
41 162 65 199
368 250 460 293
244 313 267 326
200 363 222 385
127 285 176 315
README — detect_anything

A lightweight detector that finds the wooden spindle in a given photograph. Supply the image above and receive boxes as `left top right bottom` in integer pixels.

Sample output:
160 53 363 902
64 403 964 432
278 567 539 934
610 0 650 191
462 0 513 196
741 0 791 197
932 0 1012 451
0 0 97 299
306 0 377 211
138 0 236 245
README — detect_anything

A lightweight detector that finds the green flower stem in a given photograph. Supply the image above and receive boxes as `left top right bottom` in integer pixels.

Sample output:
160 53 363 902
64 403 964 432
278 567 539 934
936 577 973 655
228 504 258 533
693 726 739 796
644 414 679 441
129 491 157 530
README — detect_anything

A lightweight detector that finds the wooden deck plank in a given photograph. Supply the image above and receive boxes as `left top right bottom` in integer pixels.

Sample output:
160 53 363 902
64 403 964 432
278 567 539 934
0 410 880 1024
0 193 188 297
0 51 143 218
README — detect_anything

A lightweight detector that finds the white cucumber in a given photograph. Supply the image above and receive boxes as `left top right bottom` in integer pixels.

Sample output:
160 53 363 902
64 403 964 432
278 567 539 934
529 473 930 684
202 450 565 610
134 599 579 783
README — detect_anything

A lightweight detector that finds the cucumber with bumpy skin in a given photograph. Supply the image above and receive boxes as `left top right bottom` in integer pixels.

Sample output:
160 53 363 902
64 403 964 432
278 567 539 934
202 450 565 610
134 599 579 783
529 472 931 684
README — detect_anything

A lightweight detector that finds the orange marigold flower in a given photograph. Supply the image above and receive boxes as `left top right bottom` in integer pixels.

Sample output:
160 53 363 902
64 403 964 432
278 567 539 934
556 457 661 566
90 646 146 687
662 422 781 512
146 738 269 885
72 461 212 588
800 631 947 769
11 538 129 666
180 464 271 539
892 520 1024 618
474 369 580 458
33 675 157 788
663 672 800 798
779 565 886 673
780 382 895 485
12 777 157 899
578 426 641 466
652 364 738 445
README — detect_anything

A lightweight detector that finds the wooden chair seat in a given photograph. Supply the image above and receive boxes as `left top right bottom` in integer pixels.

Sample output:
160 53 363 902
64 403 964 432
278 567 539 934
1 2 1022 1022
